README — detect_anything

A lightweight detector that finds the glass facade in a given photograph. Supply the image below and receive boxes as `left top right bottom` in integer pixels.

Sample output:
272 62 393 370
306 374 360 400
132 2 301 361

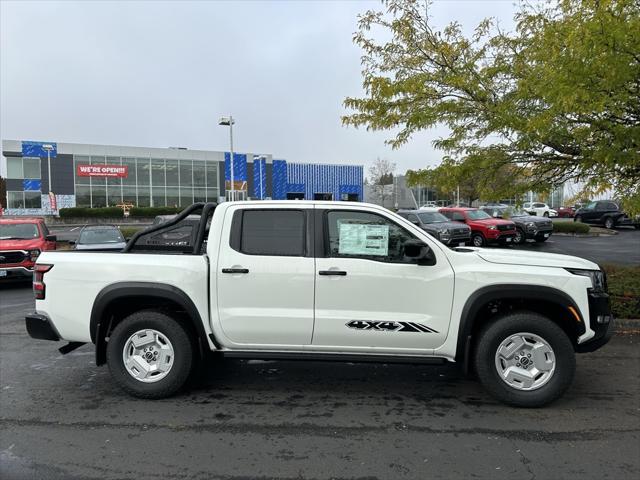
73 154 220 208
6 156 42 208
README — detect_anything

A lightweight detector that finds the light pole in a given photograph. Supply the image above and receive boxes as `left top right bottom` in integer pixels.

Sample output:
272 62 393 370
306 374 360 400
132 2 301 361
258 155 265 200
219 116 235 201
42 144 54 194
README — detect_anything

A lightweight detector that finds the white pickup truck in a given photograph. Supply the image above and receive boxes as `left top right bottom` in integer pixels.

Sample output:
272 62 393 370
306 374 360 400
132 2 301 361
25 201 614 407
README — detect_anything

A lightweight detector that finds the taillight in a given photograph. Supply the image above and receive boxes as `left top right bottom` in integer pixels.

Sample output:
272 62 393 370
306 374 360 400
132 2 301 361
33 264 53 300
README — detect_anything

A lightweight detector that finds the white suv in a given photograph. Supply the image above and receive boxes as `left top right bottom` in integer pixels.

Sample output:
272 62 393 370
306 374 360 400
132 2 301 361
523 202 558 217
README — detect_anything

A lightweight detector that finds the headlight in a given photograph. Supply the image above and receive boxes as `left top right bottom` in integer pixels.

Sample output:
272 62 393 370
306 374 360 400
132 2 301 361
29 249 41 262
525 222 537 232
566 268 607 292
488 225 497 230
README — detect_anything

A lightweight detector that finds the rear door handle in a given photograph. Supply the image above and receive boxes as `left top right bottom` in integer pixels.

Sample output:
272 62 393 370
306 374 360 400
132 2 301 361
319 270 347 276
222 268 249 274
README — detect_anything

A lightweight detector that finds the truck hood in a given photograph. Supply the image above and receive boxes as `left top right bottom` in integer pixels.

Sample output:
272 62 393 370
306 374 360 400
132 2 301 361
0 239 43 251
466 248 599 270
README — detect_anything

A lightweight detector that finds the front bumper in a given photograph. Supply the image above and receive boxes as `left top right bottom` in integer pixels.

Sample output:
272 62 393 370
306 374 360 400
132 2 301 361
25 313 60 341
488 232 516 244
445 234 471 246
527 229 553 240
0 266 34 280
576 292 615 353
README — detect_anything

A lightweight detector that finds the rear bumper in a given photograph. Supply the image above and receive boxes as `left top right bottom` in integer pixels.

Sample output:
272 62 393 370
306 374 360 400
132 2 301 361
25 313 60 341
576 292 614 353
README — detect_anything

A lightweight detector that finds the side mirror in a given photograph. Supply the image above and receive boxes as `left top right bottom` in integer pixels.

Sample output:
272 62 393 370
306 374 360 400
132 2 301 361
45 235 57 242
403 239 436 265
411 219 420 225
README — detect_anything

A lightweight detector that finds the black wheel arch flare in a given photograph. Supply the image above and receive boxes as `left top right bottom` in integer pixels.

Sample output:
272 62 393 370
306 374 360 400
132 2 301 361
90 282 210 366
455 284 586 366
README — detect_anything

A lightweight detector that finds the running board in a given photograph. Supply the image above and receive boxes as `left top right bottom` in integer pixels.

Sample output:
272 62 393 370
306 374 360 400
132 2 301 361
219 351 447 365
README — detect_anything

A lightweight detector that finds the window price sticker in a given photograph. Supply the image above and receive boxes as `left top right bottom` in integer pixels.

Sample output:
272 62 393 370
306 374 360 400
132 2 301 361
338 222 389 256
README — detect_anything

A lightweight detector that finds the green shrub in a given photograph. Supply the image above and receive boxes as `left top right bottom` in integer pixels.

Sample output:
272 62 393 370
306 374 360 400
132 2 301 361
603 265 640 319
119 226 145 240
129 206 184 217
59 206 187 218
59 207 123 218
552 221 591 234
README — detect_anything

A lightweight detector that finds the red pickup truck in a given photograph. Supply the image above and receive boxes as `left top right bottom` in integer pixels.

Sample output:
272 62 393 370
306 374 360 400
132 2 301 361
439 207 517 247
0 218 57 280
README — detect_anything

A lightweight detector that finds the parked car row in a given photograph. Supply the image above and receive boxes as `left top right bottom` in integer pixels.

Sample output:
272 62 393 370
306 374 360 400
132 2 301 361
481 207 553 244
398 206 531 248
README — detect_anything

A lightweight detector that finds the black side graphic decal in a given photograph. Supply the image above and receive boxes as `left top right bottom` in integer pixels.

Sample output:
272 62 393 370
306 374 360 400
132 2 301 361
346 320 438 333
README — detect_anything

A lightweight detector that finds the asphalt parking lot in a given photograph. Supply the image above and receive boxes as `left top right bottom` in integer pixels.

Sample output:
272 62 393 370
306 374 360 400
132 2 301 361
1 283 639 480
512 227 639 266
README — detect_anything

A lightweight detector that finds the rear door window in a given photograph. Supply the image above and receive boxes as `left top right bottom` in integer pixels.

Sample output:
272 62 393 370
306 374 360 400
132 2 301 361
236 210 305 256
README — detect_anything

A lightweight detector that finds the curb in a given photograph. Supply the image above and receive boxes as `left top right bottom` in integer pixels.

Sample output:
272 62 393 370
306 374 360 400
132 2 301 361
615 318 640 330
553 231 617 237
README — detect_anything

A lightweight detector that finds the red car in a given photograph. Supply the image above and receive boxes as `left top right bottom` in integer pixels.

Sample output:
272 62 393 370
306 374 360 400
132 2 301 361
557 206 576 218
0 218 57 281
439 207 517 247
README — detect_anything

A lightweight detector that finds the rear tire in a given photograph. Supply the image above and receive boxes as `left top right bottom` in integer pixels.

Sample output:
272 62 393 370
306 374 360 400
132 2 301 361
473 312 575 407
107 310 195 399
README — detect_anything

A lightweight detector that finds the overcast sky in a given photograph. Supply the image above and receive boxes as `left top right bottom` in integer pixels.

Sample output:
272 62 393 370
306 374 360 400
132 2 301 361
1 0 519 177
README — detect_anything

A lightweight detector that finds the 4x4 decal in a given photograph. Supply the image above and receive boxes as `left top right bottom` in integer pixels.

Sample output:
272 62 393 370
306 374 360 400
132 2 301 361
346 320 438 333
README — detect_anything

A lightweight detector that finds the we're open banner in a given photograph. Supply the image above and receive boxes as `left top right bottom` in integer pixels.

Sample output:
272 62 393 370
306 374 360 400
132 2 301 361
76 164 128 178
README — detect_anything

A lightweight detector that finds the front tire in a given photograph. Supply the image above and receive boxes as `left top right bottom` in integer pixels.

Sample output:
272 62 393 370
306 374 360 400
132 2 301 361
604 217 615 229
474 312 575 407
514 227 526 245
543 211 549 217
471 233 486 247
575 215 582 223
107 310 195 399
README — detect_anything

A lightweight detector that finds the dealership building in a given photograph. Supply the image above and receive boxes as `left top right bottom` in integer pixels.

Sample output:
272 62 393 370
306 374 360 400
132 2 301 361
1 140 364 215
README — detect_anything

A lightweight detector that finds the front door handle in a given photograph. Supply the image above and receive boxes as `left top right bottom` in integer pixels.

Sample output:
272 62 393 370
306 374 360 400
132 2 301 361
222 268 249 274
319 270 347 276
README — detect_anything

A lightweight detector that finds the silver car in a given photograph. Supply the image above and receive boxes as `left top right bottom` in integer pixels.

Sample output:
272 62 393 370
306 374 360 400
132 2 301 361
74 225 127 251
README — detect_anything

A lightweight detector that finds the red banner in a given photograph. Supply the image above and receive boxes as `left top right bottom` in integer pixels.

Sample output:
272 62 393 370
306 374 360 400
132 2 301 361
76 164 128 178
48 192 57 212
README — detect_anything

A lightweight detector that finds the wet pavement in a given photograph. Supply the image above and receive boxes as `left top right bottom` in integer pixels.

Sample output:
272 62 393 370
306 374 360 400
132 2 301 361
1 283 639 480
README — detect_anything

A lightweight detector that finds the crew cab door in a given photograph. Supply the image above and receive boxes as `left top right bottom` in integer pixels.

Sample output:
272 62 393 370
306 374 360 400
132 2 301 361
313 207 455 352
216 205 315 347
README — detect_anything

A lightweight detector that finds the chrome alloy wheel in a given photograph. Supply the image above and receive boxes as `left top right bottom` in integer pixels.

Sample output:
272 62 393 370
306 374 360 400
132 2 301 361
494 332 556 391
122 329 175 383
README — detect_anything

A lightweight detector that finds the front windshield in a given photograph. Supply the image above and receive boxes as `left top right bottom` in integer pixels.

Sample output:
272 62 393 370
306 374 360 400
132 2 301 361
79 228 124 244
418 212 448 223
466 210 492 220
506 208 528 217
0 223 39 240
